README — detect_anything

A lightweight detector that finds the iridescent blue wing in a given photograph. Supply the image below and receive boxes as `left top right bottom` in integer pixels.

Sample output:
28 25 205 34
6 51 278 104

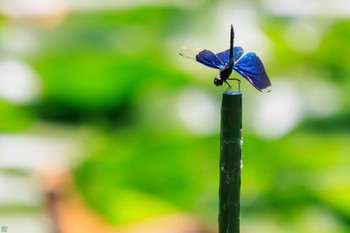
216 46 244 64
233 52 272 92
178 47 224 69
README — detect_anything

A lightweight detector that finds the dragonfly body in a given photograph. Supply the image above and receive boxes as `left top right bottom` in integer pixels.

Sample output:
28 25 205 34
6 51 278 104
214 56 234 87
178 26 272 92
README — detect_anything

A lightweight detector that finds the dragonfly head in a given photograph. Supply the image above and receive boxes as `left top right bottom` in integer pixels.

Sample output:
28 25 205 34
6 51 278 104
214 75 223 86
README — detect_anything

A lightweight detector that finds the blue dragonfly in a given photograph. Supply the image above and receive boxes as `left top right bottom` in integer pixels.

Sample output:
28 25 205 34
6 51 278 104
178 25 271 92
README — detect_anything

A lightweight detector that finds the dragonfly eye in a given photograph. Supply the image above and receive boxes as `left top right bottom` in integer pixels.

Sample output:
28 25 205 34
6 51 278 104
214 76 223 86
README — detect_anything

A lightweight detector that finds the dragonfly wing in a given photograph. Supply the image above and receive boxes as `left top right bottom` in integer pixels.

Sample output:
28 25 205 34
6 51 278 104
178 47 224 69
216 46 244 64
233 52 272 92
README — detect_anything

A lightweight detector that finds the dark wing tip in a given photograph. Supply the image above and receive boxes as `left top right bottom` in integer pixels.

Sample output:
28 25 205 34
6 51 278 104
260 85 272 93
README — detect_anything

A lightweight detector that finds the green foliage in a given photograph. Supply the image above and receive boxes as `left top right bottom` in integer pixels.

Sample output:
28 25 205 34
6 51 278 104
1 3 350 232
75 132 219 223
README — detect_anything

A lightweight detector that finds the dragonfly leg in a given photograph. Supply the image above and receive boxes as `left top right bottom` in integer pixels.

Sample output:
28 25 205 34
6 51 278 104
224 81 232 92
228 78 241 92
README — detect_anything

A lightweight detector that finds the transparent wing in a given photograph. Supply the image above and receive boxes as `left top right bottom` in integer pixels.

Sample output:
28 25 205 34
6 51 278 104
178 47 202 60
216 46 244 64
233 52 272 92
178 47 224 69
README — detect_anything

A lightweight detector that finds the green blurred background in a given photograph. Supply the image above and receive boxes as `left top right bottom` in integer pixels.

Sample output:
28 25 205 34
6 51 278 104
0 0 349 232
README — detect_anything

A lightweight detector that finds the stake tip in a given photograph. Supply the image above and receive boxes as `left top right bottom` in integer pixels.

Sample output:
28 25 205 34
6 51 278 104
223 91 242 96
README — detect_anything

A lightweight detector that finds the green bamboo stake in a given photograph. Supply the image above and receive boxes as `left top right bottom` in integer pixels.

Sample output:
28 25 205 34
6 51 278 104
219 91 242 233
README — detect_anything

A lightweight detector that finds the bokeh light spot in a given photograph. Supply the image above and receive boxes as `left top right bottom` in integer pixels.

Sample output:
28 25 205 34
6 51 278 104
176 88 219 136
0 59 41 104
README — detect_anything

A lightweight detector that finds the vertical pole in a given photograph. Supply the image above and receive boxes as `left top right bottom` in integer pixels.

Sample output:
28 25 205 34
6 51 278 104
219 91 242 233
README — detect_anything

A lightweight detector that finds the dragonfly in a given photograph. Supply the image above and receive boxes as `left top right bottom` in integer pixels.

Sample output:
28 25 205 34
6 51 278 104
178 25 272 92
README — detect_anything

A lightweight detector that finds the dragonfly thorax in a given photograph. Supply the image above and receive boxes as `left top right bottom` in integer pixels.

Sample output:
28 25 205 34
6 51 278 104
217 61 234 84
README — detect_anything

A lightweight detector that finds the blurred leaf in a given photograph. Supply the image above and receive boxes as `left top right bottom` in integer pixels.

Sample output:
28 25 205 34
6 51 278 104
75 131 219 224
0 101 34 131
30 9 190 122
